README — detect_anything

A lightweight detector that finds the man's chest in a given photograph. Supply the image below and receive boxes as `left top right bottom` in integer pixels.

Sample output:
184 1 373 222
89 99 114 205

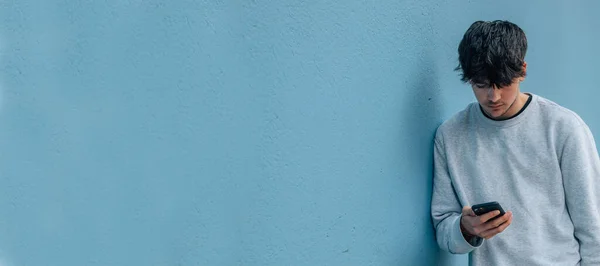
444 129 564 204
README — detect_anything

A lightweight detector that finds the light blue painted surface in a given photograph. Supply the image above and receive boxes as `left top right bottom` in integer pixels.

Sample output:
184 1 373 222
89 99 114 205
0 1 598 265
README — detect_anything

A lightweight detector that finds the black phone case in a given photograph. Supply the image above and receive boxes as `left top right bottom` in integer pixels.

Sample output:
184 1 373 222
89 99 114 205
472 201 506 216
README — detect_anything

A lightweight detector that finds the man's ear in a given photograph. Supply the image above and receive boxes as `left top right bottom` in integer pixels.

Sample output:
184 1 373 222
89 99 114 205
521 61 528 81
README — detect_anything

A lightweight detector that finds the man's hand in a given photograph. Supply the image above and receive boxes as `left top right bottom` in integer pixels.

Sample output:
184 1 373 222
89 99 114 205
460 206 513 240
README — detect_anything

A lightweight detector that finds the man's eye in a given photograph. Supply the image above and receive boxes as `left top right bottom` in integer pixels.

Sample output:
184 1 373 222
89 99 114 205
475 84 488 89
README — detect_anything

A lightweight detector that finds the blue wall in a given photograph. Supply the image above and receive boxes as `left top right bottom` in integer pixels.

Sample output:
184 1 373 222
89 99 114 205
0 1 598 265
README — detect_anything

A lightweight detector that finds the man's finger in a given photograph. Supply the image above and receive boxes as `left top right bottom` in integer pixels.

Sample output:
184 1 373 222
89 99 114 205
481 212 512 231
477 210 502 224
480 214 513 239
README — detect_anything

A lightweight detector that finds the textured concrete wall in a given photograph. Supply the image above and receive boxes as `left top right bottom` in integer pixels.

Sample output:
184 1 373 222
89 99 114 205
0 1 598 265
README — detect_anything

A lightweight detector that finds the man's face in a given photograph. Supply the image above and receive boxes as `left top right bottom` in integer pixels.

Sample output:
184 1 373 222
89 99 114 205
471 79 522 120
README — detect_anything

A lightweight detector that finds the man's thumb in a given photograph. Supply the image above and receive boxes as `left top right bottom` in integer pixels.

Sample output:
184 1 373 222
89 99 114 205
462 206 475 216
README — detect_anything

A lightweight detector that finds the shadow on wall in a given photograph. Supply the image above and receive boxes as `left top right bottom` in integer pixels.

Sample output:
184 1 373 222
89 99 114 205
395 49 466 265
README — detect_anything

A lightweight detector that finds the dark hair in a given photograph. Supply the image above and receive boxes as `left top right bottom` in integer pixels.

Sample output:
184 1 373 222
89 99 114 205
455 20 528 88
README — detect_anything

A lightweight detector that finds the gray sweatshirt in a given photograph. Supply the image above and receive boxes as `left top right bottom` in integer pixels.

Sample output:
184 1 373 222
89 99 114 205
431 94 600 265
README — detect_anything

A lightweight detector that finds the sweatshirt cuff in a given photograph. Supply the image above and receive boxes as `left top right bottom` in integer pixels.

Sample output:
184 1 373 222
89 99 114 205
450 215 483 253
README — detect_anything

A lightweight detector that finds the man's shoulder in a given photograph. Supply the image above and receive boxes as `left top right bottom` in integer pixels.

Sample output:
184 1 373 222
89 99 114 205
534 95 587 129
435 102 476 142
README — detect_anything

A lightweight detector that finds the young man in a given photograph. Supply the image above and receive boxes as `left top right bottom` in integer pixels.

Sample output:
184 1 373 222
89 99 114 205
431 20 600 265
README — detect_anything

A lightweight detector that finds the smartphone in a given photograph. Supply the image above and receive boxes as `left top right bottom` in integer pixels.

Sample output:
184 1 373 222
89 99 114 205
472 201 505 218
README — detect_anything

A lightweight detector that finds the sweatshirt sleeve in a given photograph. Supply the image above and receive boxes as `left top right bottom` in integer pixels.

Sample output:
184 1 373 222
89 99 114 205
431 136 483 254
561 123 600 265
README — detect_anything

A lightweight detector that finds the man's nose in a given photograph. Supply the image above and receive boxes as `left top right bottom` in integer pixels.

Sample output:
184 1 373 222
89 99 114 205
487 86 501 102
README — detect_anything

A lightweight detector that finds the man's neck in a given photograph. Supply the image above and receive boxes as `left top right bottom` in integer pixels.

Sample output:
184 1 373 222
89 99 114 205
484 92 531 121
